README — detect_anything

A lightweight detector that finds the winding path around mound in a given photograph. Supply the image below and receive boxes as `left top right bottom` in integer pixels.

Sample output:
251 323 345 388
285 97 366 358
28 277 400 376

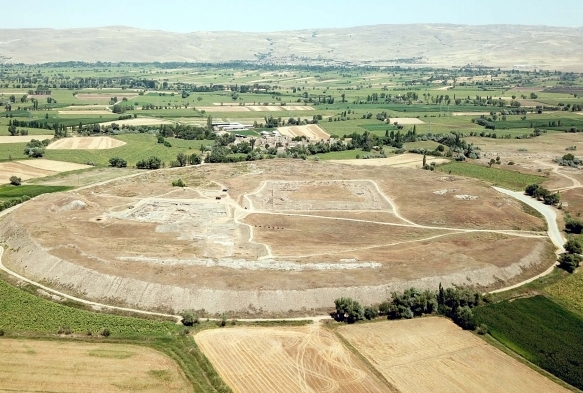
0 184 565 321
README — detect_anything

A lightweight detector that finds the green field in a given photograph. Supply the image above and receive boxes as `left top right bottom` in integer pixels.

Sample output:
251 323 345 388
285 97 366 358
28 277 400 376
437 161 546 190
44 134 215 167
546 270 583 316
0 278 231 392
474 296 583 390
0 184 72 201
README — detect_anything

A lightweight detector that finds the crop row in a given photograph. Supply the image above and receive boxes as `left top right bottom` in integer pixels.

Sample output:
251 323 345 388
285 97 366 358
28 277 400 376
474 295 583 390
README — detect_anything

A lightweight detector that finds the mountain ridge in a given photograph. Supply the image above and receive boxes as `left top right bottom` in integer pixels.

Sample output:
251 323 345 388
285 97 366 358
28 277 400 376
1 24 582 70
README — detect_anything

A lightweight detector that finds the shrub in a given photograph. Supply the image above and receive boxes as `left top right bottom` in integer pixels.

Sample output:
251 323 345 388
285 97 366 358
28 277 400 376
565 239 582 254
559 253 582 273
23 139 45 158
181 310 198 326
100 328 111 337
9 176 21 186
108 157 127 168
189 153 202 165
566 219 583 234
364 306 378 320
136 156 162 170
0 329 4 336
477 323 488 335
172 178 186 187
176 152 188 167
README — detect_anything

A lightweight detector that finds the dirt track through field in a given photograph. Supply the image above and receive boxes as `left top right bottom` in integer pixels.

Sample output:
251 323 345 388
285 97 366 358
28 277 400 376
0 162 562 317
195 325 391 393
338 318 570 393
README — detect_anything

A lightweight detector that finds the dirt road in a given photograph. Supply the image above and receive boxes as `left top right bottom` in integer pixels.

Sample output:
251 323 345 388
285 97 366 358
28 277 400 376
0 179 566 320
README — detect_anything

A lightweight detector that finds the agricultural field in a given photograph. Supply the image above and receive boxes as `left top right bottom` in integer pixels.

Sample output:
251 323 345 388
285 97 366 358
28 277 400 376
474 296 583 390
0 339 193 393
1 62 583 391
0 278 231 392
337 317 570 393
0 184 71 201
195 325 390 393
546 270 583 315
0 159 90 184
436 161 547 190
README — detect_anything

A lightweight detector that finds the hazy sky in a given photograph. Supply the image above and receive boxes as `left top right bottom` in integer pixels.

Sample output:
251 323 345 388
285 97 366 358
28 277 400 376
3 0 582 32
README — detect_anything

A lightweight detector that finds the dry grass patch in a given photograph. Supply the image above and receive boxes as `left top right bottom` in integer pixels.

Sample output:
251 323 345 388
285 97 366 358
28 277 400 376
389 117 425 125
98 118 173 127
0 135 54 143
47 136 126 150
0 339 192 393
330 153 449 168
58 110 112 115
338 317 570 393
195 326 391 393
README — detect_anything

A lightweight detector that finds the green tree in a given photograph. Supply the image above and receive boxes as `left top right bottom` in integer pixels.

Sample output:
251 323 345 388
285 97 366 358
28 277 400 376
566 219 583 234
334 297 364 323
189 153 202 165
565 239 582 254
525 184 540 196
176 152 187 167
559 253 582 273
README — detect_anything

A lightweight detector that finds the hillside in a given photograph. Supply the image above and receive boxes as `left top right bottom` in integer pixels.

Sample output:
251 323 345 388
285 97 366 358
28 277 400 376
0 24 582 70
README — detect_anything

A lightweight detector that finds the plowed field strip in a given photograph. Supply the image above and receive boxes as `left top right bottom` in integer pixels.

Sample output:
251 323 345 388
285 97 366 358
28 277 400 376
195 327 391 393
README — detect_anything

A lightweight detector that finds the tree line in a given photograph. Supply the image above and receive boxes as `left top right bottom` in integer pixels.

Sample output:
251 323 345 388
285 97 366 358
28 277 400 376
334 284 484 331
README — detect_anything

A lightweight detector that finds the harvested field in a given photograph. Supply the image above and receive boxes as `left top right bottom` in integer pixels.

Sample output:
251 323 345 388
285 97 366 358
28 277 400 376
58 110 112 115
0 160 91 184
98 118 173 127
276 124 330 140
63 104 109 110
389 117 425 125
195 326 390 393
0 135 54 143
329 153 449 168
197 105 314 112
0 339 192 393
47 136 126 150
0 160 553 314
76 93 137 101
338 317 569 393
